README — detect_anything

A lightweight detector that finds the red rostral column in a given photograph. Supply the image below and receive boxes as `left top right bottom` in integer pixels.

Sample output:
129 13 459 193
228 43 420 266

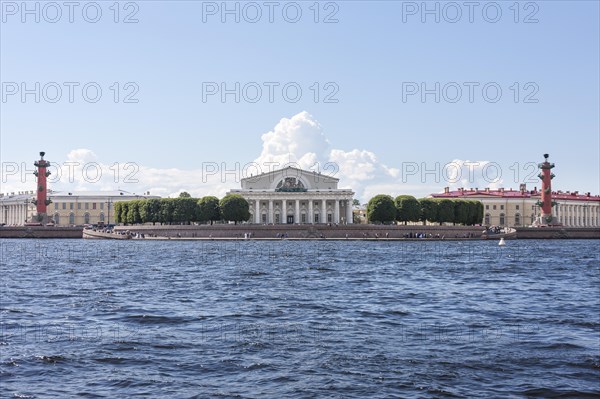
537 153 556 224
33 151 51 216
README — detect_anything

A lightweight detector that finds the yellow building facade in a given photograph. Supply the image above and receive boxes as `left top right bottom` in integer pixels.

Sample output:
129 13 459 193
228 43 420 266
0 190 159 226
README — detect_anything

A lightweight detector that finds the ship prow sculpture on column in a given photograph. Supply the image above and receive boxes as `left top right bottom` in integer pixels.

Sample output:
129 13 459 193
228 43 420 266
532 153 562 227
29 151 52 225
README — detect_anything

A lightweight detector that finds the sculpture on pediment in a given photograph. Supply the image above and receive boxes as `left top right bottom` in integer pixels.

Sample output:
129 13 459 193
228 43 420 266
275 177 307 192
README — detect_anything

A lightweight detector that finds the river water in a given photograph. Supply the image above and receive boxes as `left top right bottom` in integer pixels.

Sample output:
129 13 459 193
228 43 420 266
1 239 599 398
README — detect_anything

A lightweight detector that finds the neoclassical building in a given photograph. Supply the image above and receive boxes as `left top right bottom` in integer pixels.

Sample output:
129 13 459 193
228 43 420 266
228 166 354 224
0 190 158 226
431 185 600 227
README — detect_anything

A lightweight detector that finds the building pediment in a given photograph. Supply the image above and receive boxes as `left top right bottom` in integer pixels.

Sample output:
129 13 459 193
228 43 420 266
241 166 340 191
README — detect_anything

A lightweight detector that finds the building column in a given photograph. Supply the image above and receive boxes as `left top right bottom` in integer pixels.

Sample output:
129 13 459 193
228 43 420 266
268 200 273 224
346 199 353 224
321 199 327 223
308 199 314 224
334 199 340 224
295 199 300 224
282 198 287 224
255 200 260 224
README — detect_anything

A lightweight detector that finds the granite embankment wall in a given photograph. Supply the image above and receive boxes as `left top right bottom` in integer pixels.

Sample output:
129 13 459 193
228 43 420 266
0 226 83 239
515 227 600 239
114 224 484 239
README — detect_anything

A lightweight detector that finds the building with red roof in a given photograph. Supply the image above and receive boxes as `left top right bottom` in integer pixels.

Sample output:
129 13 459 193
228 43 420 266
431 184 600 227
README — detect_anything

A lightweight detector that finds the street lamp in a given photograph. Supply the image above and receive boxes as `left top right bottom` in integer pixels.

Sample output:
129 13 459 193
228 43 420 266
106 198 113 225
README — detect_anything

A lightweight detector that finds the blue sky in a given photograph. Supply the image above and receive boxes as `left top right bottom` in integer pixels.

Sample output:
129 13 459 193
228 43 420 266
1 1 599 201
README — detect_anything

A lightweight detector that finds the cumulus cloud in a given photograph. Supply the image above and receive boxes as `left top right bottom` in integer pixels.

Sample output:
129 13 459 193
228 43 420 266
2 112 503 202
253 111 403 199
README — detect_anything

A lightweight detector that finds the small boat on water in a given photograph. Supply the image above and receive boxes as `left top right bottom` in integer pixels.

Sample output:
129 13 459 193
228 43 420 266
83 229 132 240
498 237 506 246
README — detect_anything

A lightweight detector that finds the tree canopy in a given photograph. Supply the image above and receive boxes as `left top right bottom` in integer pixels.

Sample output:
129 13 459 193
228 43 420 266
220 194 250 225
395 195 421 224
367 194 396 224
197 196 221 225
418 198 439 225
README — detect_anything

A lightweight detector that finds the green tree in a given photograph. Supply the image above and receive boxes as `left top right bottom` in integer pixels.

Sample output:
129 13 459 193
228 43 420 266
159 199 175 225
126 200 142 224
113 202 122 223
367 194 396 224
178 191 191 198
120 202 130 225
197 196 221 225
395 195 421 225
453 200 469 225
220 194 250 225
419 198 438 225
173 197 198 224
140 198 161 225
475 201 484 225
437 199 455 225
465 200 484 225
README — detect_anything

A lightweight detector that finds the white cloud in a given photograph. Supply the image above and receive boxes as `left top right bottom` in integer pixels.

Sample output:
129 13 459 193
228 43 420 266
2 112 504 202
254 111 408 199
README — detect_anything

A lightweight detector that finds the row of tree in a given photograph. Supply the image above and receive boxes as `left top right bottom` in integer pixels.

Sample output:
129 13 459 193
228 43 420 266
367 195 484 225
113 193 250 225
113 192 482 226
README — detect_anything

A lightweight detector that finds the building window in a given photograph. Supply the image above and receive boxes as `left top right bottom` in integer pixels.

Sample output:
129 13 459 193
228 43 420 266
92 203 97 210
275 214 280 224
84 213 90 224
100 202 104 210
314 214 319 223
262 214 267 224
499 213 505 225
485 205 489 210
301 213 306 223
484 213 490 225
500 205 504 210
69 213 75 225
327 214 332 223
69 202 74 210
85 203 89 210
99 213 105 222
314 201 319 206
77 203 81 210
62 203 66 210
515 214 521 225
493 205 496 210
54 213 60 225
516 205 520 210
54 202 58 210
531 214 535 223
